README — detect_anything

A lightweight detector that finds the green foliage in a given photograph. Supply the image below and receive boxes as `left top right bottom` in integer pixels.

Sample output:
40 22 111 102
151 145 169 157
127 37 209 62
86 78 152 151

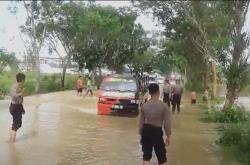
45 2 149 73
218 124 247 145
128 49 155 77
0 51 19 73
138 1 230 88
25 79 36 95
225 61 250 95
218 124 250 164
0 73 14 97
73 5 149 72
201 106 247 123
185 80 204 93
0 73 78 99
240 85 250 96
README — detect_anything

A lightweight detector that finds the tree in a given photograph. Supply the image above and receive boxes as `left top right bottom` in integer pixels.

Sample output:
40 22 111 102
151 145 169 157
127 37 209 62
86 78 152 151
222 1 250 110
44 1 81 88
128 49 155 78
0 51 18 73
73 5 148 75
20 1 49 93
137 1 230 94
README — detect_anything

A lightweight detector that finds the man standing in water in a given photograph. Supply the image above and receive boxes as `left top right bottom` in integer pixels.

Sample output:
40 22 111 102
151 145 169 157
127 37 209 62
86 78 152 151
163 79 171 107
7 73 26 143
139 83 171 165
76 76 84 96
172 79 183 113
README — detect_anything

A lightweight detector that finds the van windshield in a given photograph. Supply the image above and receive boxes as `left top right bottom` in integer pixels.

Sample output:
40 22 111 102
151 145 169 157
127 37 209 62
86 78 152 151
100 80 137 92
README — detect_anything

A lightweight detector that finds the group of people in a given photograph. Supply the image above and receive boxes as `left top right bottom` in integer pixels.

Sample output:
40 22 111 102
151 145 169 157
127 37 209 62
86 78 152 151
163 79 183 113
190 87 209 105
76 76 93 97
6 73 173 164
7 74 95 143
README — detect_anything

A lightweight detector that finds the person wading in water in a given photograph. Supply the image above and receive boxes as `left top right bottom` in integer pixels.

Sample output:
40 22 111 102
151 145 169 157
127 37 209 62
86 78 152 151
84 76 93 97
163 79 171 107
171 79 183 114
76 76 84 96
7 73 26 143
139 83 171 165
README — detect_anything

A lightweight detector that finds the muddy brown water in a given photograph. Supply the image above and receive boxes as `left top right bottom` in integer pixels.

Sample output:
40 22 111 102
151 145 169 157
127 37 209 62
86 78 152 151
0 91 241 165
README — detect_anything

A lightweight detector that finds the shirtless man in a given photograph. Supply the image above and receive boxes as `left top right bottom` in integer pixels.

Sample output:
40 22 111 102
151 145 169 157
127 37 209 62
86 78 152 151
76 76 84 96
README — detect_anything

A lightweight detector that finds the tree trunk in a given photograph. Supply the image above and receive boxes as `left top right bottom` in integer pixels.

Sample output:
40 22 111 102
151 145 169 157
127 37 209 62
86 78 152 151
61 66 66 88
98 67 102 76
223 88 237 110
34 50 40 93
61 55 71 88
30 14 41 93
203 67 209 89
211 61 217 100
91 68 96 86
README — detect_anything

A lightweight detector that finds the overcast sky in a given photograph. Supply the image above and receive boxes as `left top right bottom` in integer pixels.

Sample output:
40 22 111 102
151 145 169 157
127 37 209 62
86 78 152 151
0 1 163 59
0 1 249 60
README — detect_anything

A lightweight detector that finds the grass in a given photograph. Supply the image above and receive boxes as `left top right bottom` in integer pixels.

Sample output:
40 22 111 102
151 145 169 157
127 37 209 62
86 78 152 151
199 100 250 164
239 85 250 97
200 106 248 123
217 123 250 164
0 72 81 98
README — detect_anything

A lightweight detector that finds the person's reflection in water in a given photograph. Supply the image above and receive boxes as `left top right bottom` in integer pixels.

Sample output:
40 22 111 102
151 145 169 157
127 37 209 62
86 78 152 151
8 144 20 165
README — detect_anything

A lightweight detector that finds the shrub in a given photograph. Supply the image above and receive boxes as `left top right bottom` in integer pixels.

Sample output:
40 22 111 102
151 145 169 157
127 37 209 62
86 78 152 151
64 75 78 90
0 73 14 98
0 72 81 98
201 106 247 123
218 124 250 164
218 124 246 145
185 81 204 93
40 74 62 93
25 80 36 95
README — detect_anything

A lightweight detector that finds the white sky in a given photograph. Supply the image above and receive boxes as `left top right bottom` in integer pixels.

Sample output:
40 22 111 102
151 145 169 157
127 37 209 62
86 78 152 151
0 1 163 59
0 1 249 60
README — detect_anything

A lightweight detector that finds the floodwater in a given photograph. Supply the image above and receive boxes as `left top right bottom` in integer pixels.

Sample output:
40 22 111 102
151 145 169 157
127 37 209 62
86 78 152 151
0 91 241 165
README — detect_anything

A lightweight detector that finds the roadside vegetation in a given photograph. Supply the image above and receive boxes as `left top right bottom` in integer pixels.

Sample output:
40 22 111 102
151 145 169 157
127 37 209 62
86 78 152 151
201 106 247 124
0 72 80 98
218 123 250 164
200 100 250 164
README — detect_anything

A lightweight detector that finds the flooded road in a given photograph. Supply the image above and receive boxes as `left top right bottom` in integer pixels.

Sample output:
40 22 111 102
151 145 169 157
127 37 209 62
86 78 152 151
0 91 241 165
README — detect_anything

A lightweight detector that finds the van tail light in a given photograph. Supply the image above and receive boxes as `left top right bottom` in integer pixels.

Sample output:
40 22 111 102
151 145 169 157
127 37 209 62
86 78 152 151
99 97 106 104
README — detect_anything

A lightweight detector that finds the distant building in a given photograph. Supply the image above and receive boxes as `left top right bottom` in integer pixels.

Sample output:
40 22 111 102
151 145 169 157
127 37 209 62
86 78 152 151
39 56 77 68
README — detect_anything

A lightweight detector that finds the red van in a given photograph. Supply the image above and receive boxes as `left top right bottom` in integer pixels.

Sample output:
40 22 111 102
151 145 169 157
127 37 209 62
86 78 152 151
97 75 139 115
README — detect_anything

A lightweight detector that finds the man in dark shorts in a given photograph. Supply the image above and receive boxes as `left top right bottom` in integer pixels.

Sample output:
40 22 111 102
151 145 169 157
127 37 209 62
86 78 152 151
76 76 84 96
171 79 183 113
7 73 26 143
139 83 171 165
163 79 171 107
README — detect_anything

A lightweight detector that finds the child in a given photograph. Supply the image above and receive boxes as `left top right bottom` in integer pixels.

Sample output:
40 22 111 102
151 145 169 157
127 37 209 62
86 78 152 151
84 77 93 97
76 76 84 96
203 87 209 103
190 91 197 104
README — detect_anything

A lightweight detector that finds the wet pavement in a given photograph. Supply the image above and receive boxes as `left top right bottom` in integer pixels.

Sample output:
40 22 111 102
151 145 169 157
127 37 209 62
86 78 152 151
0 91 241 165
